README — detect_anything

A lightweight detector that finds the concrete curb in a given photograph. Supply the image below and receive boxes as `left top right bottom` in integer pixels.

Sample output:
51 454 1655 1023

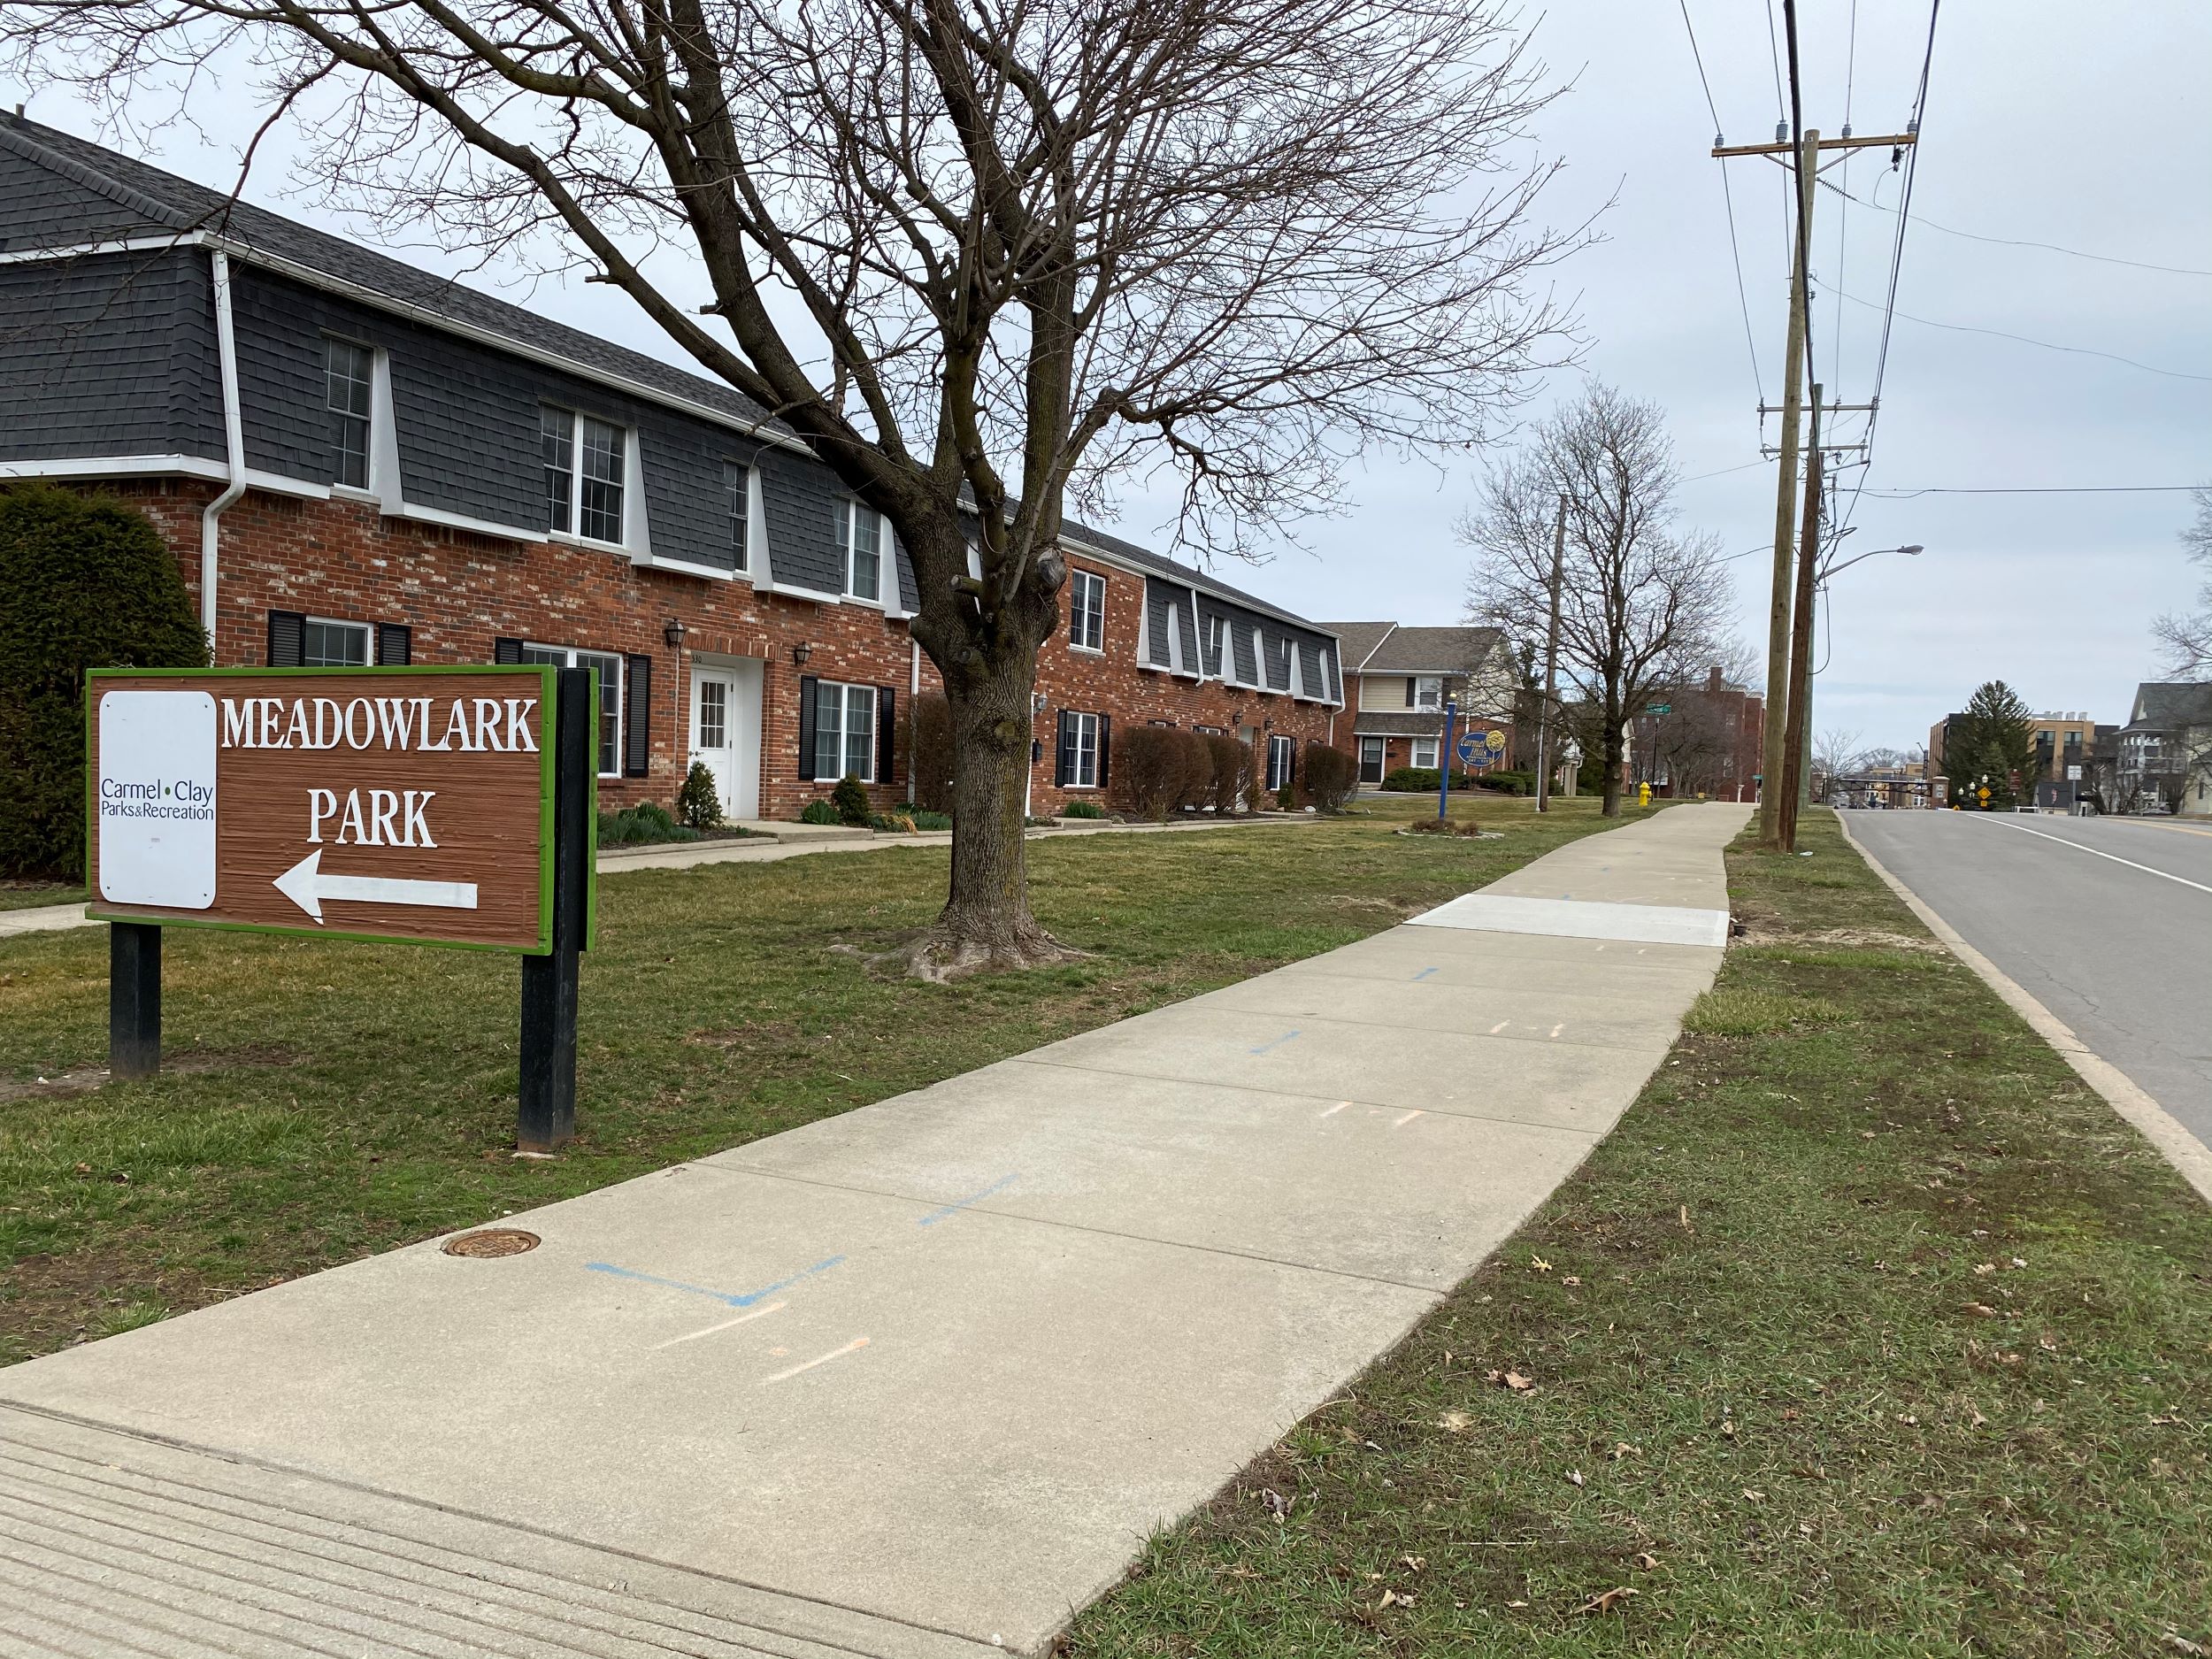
1837 812 2212 1209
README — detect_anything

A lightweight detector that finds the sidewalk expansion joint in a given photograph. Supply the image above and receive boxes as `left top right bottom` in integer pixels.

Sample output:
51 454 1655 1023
688 1163 1457 1299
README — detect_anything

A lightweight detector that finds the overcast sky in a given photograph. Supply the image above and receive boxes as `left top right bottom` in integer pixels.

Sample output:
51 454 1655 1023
17 0 2207 753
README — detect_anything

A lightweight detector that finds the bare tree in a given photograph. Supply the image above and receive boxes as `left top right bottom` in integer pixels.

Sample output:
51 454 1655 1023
7 0 1579 976
2153 485 2212 677
1461 385 1733 816
1811 726 1863 802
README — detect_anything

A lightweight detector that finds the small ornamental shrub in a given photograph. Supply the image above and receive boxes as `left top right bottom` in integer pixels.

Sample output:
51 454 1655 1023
831 774 872 826
0 484 207 880
596 804 700 845
1274 780 1294 810
910 809 952 832
1062 801 1105 819
1300 743 1359 813
869 811 917 833
909 692 954 814
799 798 842 826
675 760 724 829
1479 769 1533 795
1205 734 1254 815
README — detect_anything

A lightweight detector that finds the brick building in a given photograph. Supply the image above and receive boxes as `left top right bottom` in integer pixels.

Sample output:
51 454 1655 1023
1324 622 1518 784
0 114 1347 821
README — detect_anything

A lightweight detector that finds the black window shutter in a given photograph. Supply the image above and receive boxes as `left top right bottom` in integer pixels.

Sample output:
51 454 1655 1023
267 610 305 667
494 636 525 664
376 623 411 666
1286 737 1297 785
1097 713 1112 792
797 674 819 780
624 655 652 777
1055 711 1073 787
876 686 896 785
1405 676 1417 708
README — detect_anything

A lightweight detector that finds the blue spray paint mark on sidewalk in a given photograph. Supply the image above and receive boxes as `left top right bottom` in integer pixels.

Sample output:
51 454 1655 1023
587 1254 845 1309
916 1173 1018 1227
1411 966 1440 982
1249 1029 1302 1056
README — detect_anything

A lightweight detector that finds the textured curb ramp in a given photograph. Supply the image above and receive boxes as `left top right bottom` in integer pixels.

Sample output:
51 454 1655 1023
0 1408 995 1659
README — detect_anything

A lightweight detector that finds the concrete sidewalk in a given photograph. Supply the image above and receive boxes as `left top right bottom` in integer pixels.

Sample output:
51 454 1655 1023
0 803 1747 1657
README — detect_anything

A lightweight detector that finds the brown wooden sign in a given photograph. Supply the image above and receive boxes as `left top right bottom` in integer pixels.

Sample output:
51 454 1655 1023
88 666 562 952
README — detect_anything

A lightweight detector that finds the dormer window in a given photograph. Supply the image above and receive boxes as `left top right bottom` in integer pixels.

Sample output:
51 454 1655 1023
325 338 373 489
542 407 628 545
837 500 883 602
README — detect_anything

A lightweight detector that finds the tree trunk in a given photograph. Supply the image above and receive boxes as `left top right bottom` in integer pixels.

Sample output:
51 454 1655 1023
894 622 1077 982
1601 711 1625 818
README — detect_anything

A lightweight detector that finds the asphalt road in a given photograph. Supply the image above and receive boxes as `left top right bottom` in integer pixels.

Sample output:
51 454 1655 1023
1847 810 2212 1152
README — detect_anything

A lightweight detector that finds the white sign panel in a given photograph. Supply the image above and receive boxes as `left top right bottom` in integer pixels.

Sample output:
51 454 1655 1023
96 689 219 909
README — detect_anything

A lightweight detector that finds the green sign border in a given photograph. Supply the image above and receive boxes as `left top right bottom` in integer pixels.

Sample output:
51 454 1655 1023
84 664 571 956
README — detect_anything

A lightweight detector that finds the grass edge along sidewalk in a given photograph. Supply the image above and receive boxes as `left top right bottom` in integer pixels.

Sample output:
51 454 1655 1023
2 794 1632 1366
1066 808 2212 1659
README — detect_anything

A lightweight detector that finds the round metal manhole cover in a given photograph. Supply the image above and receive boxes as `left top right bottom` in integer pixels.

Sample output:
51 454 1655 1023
441 1228 541 1259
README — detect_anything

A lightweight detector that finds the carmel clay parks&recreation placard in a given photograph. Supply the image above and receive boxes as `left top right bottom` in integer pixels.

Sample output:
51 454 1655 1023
86 666 568 952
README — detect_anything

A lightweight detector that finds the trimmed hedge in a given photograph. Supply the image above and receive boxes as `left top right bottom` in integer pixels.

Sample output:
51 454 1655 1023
1115 726 1213 820
1205 733 1254 816
1300 743 1358 813
1380 766 1478 794
1479 769 1534 795
0 484 206 880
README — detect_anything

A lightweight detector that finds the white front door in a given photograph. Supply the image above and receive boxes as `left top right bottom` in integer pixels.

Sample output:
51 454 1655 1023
689 658 762 820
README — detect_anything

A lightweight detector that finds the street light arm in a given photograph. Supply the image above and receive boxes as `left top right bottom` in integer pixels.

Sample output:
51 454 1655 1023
1818 542 1924 582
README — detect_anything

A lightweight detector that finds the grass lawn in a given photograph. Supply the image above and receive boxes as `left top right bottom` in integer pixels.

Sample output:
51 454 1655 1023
0 883 82 913
0 791 1641 1365
1066 809 2212 1658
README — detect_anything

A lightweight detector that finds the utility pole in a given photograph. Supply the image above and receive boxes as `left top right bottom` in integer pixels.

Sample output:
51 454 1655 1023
1757 125 1817 849
1778 385 1824 852
1714 115 1917 849
1534 490 1567 813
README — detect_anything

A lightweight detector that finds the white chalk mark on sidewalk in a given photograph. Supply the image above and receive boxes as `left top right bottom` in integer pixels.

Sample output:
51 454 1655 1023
1318 1102 1349 1118
763 1337 870 1386
654 1301 786 1350
1489 1020 1509 1034
1549 1024 1564 1039
1393 1110 1423 1128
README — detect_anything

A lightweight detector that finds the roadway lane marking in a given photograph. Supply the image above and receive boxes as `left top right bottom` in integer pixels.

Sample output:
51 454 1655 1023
1988 820 2212 895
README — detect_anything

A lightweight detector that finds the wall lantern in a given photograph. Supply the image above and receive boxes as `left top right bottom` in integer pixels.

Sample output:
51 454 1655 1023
1263 718 1274 732
663 618 687 649
792 641 812 665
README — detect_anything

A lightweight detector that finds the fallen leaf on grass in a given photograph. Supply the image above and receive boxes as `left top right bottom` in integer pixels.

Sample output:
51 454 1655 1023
1741 1489 1765 1502
1973 1263 1997 1276
1609 1441 1641 1460
1579 1586 1639 1615
1376 1588 1415 1610
1678 1205 1694 1233
1257 1487 1292 1519
1486 1369 1535 1393
1437 1410 1472 1433
2162 1635 2206 1656
1720 1418 1738 1438
1565 1469 1586 1487
1633 1551 1661 1571
1563 1275 1583 1286
1529 1255 1553 1273
1400 1555 1426 1573
1960 1302 1998 1318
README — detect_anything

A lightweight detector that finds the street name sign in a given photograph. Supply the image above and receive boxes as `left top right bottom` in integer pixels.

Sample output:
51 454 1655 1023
88 666 564 952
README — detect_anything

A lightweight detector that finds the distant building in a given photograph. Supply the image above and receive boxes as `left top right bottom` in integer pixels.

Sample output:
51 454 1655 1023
1928 706 2101 805
1627 666 1765 801
1325 623 1518 784
2118 683 2212 817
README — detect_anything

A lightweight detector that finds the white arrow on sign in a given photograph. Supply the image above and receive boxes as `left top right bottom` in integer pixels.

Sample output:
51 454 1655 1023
273 849 480 924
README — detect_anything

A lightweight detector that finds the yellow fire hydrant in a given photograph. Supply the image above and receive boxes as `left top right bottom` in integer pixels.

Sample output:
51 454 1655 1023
1638 780 1653 808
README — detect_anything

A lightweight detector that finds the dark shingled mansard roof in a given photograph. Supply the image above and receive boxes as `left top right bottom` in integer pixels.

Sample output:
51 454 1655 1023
0 111 1336 639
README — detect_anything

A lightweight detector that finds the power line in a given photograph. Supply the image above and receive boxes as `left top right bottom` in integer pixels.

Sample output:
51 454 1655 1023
1675 0 1767 402
1762 0 1789 128
1816 177 2212 278
1833 287 2212 382
1858 484 2206 498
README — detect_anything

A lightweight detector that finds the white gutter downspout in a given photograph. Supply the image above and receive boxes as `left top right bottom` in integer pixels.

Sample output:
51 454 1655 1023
200 250 246 649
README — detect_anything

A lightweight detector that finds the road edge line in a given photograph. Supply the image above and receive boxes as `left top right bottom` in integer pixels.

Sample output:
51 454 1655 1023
1835 813 2212 1209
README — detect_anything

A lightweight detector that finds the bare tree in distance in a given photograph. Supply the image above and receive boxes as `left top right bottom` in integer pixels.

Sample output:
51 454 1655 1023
1811 726 1863 803
2152 485 2212 677
1461 384 1734 817
6 0 1583 977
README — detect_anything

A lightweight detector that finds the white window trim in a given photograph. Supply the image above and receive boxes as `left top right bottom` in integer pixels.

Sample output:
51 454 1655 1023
1410 737 1440 770
1415 674 1444 711
812 677 879 783
1064 710 1102 790
302 614 372 668
838 501 888 607
524 641 625 780
542 407 646 553
1265 733 1295 793
1069 569 1107 654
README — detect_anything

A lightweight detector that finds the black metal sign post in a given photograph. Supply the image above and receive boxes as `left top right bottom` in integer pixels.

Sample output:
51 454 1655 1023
109 922 162 1079
518 665 595 1153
